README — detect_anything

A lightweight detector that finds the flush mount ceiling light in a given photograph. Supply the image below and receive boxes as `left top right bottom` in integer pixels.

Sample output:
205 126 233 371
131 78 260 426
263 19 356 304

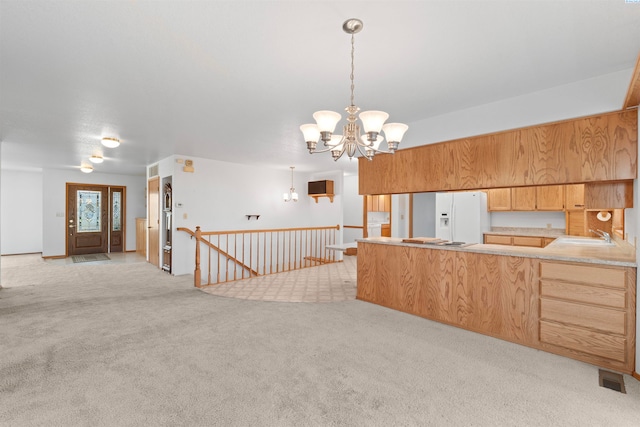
80 165 93 173
101 137 120 148
283 166 299 202
89 155 104 164
300 18 408 161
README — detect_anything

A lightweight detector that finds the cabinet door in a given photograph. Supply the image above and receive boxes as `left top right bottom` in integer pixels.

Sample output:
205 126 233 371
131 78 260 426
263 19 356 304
512 187 537 211
512 236 544 247
487 188 511 211
564 184 585 210
566 210 586 236
536 185 565 210
484 234 512 245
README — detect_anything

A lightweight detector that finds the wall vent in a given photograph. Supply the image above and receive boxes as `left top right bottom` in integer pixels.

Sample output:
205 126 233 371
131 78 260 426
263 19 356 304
598 369 626 393
148 164 159 177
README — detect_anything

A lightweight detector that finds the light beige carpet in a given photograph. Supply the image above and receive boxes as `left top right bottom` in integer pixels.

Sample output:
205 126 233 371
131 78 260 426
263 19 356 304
2 256 640 426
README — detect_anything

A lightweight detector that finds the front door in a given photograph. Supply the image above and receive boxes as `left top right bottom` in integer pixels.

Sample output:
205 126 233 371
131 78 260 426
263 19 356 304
67 184 109 255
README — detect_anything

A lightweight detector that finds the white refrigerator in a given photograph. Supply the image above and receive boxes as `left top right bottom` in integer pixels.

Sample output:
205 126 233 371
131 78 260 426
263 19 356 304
435 191 490 244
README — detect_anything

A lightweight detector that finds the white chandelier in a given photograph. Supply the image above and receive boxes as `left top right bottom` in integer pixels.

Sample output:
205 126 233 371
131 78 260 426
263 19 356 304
300 18 408 161
283 166 299 202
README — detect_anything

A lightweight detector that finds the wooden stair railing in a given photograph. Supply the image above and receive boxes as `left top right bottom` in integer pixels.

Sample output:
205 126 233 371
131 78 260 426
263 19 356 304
178 225 341 287
178 227 258 277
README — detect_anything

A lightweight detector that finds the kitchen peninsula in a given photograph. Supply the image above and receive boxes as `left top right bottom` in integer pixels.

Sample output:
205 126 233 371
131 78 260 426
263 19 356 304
356 236 636 373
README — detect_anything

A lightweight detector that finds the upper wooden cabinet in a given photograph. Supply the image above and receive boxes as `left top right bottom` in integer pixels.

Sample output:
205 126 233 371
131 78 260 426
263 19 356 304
359 110 637 195
564 182 633 210
512 187 537 211
487 188 511 211
367 194 391 212
536 185 565 210
565 184 585 209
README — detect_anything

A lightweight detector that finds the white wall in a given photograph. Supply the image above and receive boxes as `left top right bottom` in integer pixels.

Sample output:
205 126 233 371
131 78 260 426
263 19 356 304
42 169 146 257
342 174 363 243
1 169 43 254
391 194 410 238
412 192 436 237
406 70 632 148
163 156 344 275
490 211 566 230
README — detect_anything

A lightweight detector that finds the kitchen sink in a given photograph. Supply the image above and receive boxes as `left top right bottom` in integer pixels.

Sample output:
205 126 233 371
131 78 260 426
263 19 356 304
553 237 615 247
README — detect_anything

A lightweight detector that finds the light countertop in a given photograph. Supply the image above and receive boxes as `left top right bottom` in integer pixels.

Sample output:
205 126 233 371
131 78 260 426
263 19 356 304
356 236 637 267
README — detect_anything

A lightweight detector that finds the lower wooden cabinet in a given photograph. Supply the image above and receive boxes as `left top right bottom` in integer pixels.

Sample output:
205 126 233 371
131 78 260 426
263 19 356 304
538 261 635 371
484 234 513 245
357 242 636 373
484 234 554 248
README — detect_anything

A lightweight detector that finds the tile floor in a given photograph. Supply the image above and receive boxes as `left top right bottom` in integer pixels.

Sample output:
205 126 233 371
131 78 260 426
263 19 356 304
201 255 357 303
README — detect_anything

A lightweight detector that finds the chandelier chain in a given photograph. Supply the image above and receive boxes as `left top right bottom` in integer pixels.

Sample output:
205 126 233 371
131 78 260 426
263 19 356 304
350 33 355 107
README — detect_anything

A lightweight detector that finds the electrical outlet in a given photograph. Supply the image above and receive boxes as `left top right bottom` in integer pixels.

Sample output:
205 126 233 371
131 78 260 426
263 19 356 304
546 223 552 229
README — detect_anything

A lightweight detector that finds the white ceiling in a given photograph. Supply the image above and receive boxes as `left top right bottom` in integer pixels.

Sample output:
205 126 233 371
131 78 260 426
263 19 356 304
1 1 640 176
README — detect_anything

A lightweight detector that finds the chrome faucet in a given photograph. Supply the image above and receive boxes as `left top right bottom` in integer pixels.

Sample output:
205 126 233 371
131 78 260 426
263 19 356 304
589 229 611 243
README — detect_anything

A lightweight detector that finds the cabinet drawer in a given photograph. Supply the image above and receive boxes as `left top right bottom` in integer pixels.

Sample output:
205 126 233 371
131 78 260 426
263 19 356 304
484 235 512 245
540 320 626 362
540 280 626 309
512 236 543 247
540 262 626 288
540 298 625 334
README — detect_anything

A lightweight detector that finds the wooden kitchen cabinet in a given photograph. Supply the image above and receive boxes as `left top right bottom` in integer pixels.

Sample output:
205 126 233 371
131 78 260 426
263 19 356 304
484 234 513 245
566 210 586 236
539 261 636 372
512 236 544 248
565 184 585 209
511 187 537 211
358 241 637 373
359 110 637 195
367 195 391 212
564 182 633 210
484 234 550 248
487 188 511 211
536 185 565 210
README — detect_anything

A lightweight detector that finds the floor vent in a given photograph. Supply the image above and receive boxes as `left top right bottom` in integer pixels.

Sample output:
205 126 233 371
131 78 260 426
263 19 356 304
599 369 626 393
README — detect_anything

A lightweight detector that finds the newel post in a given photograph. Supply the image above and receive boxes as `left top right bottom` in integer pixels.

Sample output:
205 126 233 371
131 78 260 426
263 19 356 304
194 226 202 288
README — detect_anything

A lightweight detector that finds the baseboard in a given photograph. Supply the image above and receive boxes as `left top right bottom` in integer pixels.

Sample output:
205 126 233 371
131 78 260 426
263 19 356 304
633 372 640 382
1 251 43 257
